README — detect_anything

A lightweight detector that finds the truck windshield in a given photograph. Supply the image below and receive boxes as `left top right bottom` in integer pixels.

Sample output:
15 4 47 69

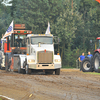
13 34 26 47
31 36 53 44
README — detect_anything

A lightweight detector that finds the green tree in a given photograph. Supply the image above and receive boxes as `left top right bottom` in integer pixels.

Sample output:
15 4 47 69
0 1 12 37
78 0 100 52
13 0 63 34
55 0 84 67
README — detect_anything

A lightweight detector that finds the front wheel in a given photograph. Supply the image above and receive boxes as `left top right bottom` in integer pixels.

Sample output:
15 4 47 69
0 64 3 70
93 53 100 72
81 58 93 72
25 65 31 74
55 68 60 75
1 66 4 70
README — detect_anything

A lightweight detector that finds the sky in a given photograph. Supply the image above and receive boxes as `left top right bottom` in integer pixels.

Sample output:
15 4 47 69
1 0 12 6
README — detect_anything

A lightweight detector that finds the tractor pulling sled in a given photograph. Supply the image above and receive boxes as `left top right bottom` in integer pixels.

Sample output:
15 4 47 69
0 23 61 75
81 37 100 72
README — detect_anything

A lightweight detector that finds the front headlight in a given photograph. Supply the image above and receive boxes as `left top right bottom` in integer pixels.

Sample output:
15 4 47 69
55 59 61 62
28 59 35 63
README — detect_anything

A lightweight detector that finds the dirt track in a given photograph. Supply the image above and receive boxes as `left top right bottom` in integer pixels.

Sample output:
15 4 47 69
0 69 100 100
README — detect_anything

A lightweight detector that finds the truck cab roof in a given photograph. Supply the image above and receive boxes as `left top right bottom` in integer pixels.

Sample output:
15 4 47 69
27 34 53 37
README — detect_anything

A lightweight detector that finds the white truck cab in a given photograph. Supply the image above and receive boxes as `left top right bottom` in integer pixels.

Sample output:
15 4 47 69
19 34 61 75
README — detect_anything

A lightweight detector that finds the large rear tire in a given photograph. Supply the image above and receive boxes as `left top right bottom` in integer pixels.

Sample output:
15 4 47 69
93 53 100 72
55 68 60 75
81 58 93 72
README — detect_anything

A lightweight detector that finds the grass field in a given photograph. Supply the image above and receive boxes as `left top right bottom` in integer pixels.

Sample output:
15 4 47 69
0 96 9 100
61 68 100 75
84 72 100 75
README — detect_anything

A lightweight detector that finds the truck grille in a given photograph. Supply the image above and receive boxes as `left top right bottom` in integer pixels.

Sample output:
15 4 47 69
38 51 53 64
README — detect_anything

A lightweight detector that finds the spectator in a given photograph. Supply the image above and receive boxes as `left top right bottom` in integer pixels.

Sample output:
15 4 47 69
79 53 85 71
87 51 93 60
16 35 22 43
79 53 85 62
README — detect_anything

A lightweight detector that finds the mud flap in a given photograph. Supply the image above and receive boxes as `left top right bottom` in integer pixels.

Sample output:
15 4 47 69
10 55 20 71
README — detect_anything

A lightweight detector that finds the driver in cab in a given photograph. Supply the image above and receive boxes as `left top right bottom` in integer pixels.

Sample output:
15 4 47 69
16 35 22 47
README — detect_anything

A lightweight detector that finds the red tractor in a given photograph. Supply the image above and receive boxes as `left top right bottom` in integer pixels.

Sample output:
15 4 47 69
81 37 100 72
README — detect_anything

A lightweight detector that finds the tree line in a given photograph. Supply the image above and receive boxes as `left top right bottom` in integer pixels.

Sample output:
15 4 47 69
0 0 100 68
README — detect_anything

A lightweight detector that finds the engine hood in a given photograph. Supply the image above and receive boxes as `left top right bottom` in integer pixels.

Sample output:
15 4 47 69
31 44 54 52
